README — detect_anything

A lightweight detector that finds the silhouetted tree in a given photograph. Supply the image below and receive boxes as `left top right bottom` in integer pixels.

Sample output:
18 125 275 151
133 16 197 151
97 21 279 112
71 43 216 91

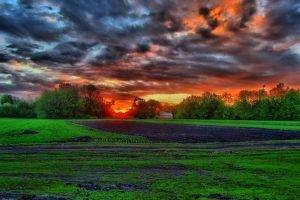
270 83 289 97
80 84 105 118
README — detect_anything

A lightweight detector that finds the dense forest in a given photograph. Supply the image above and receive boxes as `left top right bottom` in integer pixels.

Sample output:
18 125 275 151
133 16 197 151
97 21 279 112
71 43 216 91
0 83 300 120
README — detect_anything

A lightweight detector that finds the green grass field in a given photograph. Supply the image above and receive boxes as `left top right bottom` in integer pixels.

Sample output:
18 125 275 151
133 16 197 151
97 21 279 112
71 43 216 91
0 119 299 200
0 119 149 145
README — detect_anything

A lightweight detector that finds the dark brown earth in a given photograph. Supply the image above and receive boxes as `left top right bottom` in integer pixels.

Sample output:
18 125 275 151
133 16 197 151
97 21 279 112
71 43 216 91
20 130 39 135
0 193 70 200
77 182 144 192
76 120 300 143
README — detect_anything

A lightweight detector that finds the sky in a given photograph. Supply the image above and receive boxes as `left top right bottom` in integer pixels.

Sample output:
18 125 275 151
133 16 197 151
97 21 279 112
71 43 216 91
0 0 299 110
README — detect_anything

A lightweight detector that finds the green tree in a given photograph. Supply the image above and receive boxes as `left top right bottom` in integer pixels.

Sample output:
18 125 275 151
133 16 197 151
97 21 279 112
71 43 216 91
16 101 36 118
174 96 202 119
197 92 226 119
270 83 288 97
35 87 83 119
133 99 161 119
174 93 226 119
0 103 18 118
277 90 300 120
0 95 36 118
233 90 258 119
0 94 14 104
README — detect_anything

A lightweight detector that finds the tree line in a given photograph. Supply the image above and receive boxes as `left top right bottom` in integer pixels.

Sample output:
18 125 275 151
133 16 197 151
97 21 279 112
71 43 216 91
0 84 109 119
174 83 300 120
0 83 299 120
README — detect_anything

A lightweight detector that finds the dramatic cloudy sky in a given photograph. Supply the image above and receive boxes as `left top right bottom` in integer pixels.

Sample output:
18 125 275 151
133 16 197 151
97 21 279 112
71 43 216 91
0 0 299 109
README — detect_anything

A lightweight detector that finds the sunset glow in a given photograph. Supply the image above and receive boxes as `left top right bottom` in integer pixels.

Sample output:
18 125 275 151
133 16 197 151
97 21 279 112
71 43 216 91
0 0 299 111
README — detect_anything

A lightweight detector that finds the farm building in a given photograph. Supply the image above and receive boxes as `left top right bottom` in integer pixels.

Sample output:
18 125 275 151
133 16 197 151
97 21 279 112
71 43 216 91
158 111 173 119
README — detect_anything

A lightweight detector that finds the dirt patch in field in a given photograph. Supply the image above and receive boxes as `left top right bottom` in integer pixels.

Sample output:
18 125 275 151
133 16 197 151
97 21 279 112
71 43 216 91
0 141 299 156
208 193 233 200
77 182 144 192
76 120 300 143
50 136 94 144
62 136 94 143
20 130 39 135
7 129 39 136
0 193 70 200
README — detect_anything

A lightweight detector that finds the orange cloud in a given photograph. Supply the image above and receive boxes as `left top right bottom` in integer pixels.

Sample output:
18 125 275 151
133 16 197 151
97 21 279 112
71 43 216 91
182 0 259 37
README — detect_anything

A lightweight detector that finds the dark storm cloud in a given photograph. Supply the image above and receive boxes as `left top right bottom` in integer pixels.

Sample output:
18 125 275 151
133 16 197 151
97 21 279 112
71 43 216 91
197 28 215 39
277 51 300 69
150 4 183 33
0 0 299 98
57 0 150 40
0 53 11 63
136 42 151 53
31 42 88 65
197 0 256 33
0 63 53 93
265 0 300 40
0 2 64 41
198 6 219 37
6 40 39 57
239 0 257 28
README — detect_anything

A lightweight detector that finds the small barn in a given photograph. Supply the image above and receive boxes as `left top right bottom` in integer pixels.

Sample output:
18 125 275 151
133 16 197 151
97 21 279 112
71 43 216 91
158 111 173 119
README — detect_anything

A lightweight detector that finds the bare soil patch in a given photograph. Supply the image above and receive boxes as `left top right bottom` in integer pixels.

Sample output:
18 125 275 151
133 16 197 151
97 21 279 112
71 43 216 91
20 130 39 135
0 193 70 200
76 120 300 143
56 136 94 143
77 182 144 192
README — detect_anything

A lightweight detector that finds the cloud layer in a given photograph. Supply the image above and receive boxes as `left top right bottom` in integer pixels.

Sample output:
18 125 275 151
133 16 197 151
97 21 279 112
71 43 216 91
0 0 299 103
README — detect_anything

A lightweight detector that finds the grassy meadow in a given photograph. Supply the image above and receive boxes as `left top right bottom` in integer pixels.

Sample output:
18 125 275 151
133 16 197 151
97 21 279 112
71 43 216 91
0 119 149 145
0 119 299 200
